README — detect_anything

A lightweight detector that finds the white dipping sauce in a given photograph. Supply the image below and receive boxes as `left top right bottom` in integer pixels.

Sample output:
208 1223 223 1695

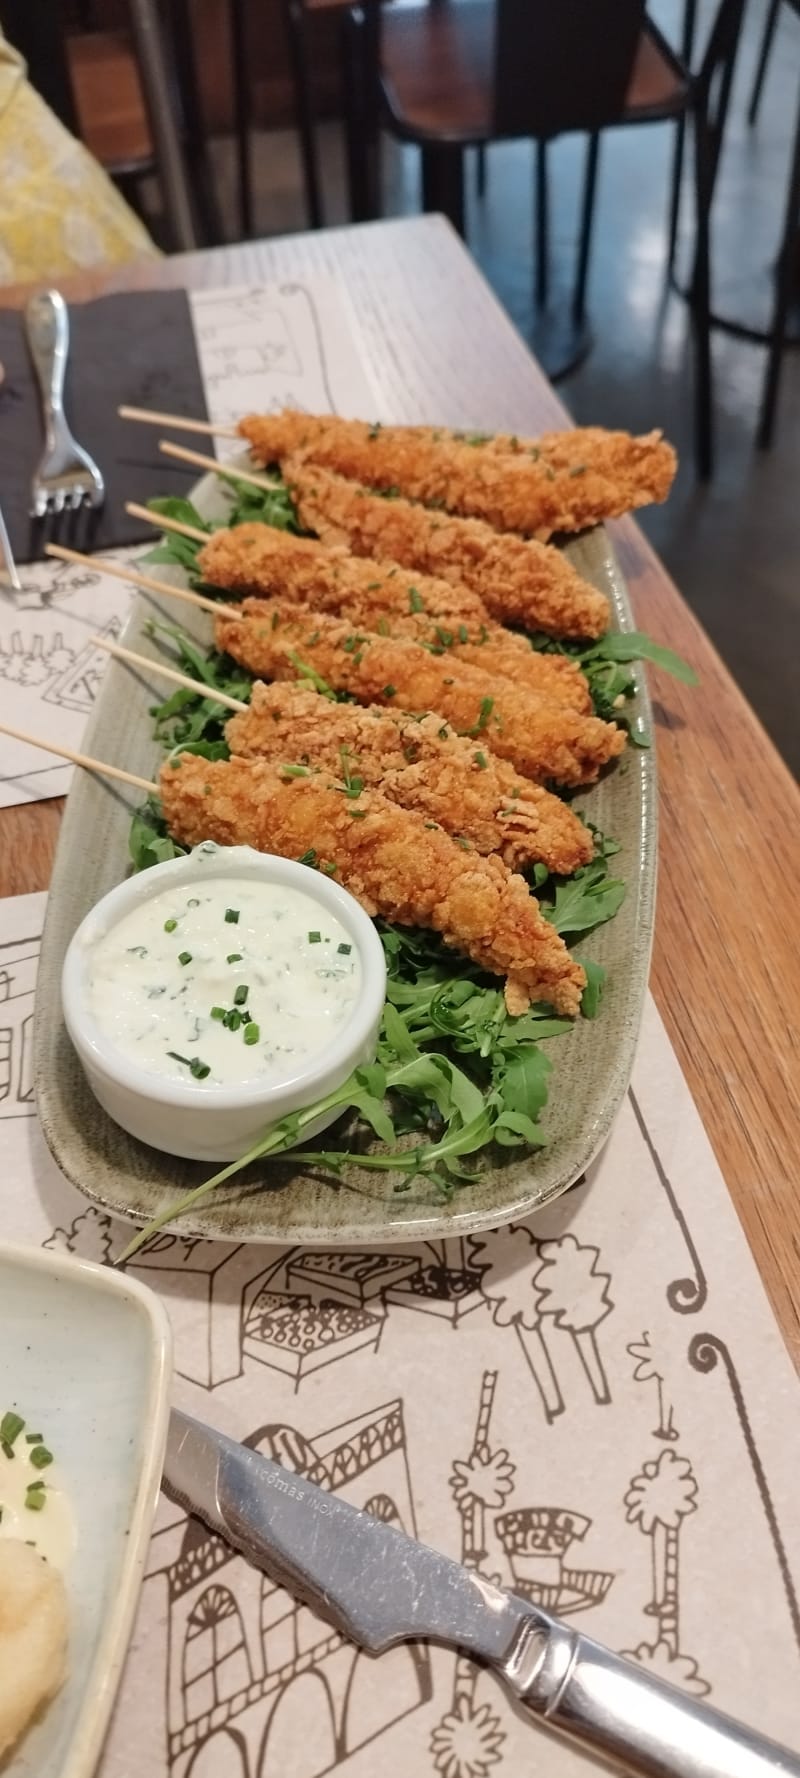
0 1432 75 1571
86 877 362 1089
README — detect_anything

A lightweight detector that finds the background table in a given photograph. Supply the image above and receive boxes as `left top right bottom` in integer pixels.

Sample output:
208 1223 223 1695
2 214 797 1359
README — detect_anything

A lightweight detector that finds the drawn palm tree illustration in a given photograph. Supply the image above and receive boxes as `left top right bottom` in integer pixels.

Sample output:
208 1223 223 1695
628 1332 679 1442
469 1225 565 1421
621 1638 710 1698
532 1234 613 1406
430 1697 505 1778
44 1206 114 1265
624 1450 698 1652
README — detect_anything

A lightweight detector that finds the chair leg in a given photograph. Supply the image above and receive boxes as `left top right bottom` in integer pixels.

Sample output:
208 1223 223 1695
691 106 714 479
476 144 487 197
535 139 549 309
229 0 254 237
573 133 600 325
342 6 380 222
422 145 466 237
748 0 781 127
758 87 800 448
667 0 698 273
284 0 324 228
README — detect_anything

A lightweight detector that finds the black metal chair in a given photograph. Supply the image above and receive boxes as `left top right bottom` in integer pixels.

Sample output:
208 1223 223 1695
343 0 746 476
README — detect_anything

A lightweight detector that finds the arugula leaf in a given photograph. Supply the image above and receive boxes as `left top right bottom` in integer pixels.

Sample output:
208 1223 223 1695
543 858 626 938
580 631 699 685
578 958 606 1019
129 802 187 871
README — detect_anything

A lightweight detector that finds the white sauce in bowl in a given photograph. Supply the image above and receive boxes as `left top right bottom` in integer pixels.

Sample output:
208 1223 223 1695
85 877 362 1090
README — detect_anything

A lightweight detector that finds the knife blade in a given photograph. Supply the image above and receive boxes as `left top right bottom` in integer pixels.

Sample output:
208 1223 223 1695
164 1409 800 1778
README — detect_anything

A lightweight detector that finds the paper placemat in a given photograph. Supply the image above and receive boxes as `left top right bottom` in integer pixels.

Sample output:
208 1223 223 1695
0 274 377 810
2 890 799 1776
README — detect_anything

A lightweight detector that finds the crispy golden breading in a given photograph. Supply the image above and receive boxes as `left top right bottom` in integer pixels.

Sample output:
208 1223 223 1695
214 598 626 788
287 459 610 639
238 410 676 538
161 753 586 1015
225 681 593 874
199 523 591 710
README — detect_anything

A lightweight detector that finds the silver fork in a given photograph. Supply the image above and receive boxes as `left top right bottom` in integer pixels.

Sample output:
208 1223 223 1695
25 290 105 518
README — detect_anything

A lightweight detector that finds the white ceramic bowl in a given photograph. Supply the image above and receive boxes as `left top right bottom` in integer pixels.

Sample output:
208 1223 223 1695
0 1242 171 1778
62 843 387 1162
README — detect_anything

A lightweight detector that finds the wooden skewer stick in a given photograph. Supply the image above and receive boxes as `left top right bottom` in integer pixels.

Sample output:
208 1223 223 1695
118 404 237 439
0 719 158 794
159 437 280 493
44 541 232 619
91 635 247 712
125 501 209 544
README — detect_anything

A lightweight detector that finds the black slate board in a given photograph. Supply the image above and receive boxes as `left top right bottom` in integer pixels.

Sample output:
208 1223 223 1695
0 288 208 563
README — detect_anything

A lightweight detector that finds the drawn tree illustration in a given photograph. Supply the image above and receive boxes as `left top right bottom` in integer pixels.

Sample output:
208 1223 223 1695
533 1234 613 1406
469 1226 565 1421
44 1207 114 1265
621 1638 710 1697
628 1332 678 1442
0 630 75 688
624 1450 698 1651
431 1373 508 1778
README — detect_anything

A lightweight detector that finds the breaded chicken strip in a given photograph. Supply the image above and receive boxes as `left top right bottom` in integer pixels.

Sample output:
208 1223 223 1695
287 459 610 640
225 681 593 874
238 410 676 538
199 523 591 711
214 598 626 788
161 752 586 1016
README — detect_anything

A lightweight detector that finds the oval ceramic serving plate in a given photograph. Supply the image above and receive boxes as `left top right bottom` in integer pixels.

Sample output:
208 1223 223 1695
35 465 656 1245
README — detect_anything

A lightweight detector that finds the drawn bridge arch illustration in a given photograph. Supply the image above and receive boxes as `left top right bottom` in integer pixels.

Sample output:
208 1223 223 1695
163 1399 433 1778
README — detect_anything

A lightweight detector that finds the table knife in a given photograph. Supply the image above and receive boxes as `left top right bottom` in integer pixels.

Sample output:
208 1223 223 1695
164 1409 800 1778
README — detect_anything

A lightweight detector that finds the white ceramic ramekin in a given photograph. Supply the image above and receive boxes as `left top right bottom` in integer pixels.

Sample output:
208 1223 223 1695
62 842 387 1162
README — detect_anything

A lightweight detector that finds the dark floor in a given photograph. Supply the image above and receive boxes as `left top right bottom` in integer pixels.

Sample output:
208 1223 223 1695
207 0 800 774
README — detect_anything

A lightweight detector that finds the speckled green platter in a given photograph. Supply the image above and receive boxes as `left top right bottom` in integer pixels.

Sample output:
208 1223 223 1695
35 466 656 1244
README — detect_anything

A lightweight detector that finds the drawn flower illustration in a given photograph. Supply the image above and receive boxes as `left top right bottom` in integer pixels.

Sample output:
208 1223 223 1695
628 1332 678 1441
450 1447 515 1511
622 1638 710 1697
625 1450 698 1650
533 1234 613 1405
430 1697 505 1778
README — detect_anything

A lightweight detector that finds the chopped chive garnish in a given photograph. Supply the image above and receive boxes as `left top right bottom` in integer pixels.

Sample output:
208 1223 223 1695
297 848 318 867
25 1478 45 1493
408 587 425 613
25 1486 46 1511
382 684 397 698
337 943 352 955
223 1009 242 1032
1 1440 14 1460
308 931 321 944
178 951 192 967
1 1412 25 1447
164 918 178 933
224 908 240 924
234 984 249 1006
189 1058 210 1080
29 1445 53 1470
474 750 488 769
243 1023 260 1045
226 953 242 964
25 1433 43 1445
321 861 338 875
210 1006 226 1021
187 898 200 907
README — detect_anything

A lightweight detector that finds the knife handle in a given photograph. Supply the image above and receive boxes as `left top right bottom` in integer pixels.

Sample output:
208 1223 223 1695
502 1616 800 1778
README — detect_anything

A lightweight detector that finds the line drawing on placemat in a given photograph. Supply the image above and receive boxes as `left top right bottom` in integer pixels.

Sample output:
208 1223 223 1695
628 1086 708 1314
622 1449 710 1694
0 559 101 613
689 1332 800 1654
147 1397 431 1778
469 1226 614 1422
0 934 39 1118
0 618 119 712
628 1331 679 1442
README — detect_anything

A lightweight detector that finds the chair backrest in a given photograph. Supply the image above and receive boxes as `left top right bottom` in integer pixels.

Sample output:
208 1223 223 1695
492 0 646 139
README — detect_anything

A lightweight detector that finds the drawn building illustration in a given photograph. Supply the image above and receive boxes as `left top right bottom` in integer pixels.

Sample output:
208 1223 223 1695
146 1398 431 1778
0 935 39 1118
0 618 120 712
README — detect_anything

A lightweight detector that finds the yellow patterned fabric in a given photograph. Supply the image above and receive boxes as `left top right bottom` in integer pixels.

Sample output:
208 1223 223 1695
0 29 159 285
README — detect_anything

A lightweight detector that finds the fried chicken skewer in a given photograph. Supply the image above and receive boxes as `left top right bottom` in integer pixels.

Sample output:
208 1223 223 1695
213 597 625 788
237 410 677 539
160 752 586 1016
199 524 591 711
286 459 611 640
225 682 593 875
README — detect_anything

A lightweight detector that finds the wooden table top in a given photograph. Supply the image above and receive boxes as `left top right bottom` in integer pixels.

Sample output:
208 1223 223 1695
2 215 798 1359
